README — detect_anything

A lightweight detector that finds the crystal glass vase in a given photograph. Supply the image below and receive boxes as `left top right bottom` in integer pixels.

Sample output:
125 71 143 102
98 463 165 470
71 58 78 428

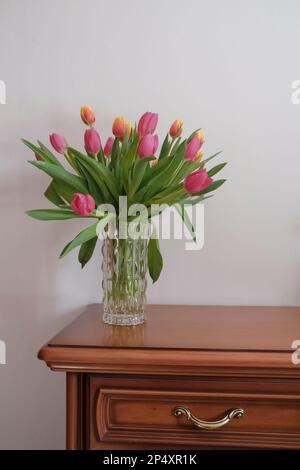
102 223 148 326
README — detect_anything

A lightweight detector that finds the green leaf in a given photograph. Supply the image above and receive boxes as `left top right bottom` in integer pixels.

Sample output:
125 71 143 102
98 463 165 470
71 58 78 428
198 179 226 195
179 194 213 206
170 137 181 156
198 151 222 168
76 160 103 205
22 139 61 166
29 161 89 194
52 180 75 203
159 134 171 159
174 204 196 242
129 157 155 198
143 140 187 202
65 148 82 173
151 187 185 205
147 227 163 283
110 138 120 169
36 140 62 166
26 208 79 221
44 181 65 207
151 183 182 201
141 156 171 187
97 148 106 165
78 237 97 268
208 162 227 177
171 152 225 185
59 222 99 258
121 132 129 156
121 134 139 191
168 160 193 184
59 214 114 258
69 148 119 202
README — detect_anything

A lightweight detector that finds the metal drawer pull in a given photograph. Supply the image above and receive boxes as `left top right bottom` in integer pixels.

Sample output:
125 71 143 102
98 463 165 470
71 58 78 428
174 406 244 430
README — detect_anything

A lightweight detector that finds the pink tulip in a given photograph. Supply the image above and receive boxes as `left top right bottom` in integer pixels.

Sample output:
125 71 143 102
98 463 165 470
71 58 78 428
84 128 101 155
137 134 159 158
185 135 201 161
169 119 183 138
184 169 213 193
138 112 158 136
49 133 67 154
103 137 114 156
195 129 205 146
70 193 95 216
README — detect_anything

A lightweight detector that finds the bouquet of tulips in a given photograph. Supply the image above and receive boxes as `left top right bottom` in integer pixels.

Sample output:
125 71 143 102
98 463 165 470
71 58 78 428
24 107 226 283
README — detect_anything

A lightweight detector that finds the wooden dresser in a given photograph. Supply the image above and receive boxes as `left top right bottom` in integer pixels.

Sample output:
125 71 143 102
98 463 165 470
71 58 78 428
38 304 300 450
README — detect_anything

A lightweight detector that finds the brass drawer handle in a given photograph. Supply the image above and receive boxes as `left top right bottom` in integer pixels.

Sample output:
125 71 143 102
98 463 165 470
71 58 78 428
174 406 244 430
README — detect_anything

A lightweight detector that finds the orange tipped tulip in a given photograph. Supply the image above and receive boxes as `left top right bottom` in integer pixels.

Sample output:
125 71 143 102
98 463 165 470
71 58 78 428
112 116 131 140
80 105 96 126
195 129 204 146
194 150 203 162
169 119 183 138
125 120 132 138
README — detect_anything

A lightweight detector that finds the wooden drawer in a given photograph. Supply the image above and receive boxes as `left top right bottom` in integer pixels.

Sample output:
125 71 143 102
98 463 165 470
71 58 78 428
87 376 300 449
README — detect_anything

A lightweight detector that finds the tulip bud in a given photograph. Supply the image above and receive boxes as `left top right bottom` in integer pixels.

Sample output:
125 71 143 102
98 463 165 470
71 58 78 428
195 129 205 146
194 150 203 162
80 105 96 126
84 128 101 155
169 119 183 138
184 169 213 193
137 134 159 158
103 137 114 157
185 135 201 161
112 116 131 140
138 112 159 136
35 149 42 161
49 133 68 154
70 193 96 217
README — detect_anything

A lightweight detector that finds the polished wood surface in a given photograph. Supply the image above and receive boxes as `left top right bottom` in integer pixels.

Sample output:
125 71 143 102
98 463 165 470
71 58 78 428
88 375 300 449
66 373 83 450
38 304 300 450
47 303 300 351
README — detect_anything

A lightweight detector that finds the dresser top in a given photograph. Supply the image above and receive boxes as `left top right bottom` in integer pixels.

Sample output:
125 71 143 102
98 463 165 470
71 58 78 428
47 304 300 352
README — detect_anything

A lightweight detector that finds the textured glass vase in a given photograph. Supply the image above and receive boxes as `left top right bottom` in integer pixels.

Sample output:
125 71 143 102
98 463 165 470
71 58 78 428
102 225 148 326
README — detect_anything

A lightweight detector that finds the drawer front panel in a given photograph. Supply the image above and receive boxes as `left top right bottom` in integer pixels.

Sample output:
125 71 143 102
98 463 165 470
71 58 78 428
88 376 300 449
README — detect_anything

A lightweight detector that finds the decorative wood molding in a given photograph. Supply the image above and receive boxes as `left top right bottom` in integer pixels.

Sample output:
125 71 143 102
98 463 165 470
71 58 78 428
92 384 300 449
38 345 300 378
37 305 300 449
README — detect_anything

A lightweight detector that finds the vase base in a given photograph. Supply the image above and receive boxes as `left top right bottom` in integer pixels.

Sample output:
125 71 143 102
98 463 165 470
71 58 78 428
102 311 146 326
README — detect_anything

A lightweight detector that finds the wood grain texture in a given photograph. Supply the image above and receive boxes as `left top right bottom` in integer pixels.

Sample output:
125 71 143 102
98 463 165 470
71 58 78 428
88 375 300 450
44 303 300 351
38 304 300 378
37 304 300 449
66 372 83 450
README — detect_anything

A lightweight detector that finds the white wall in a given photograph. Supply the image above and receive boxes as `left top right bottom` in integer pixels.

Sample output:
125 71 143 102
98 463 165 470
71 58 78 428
0 0 300 449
